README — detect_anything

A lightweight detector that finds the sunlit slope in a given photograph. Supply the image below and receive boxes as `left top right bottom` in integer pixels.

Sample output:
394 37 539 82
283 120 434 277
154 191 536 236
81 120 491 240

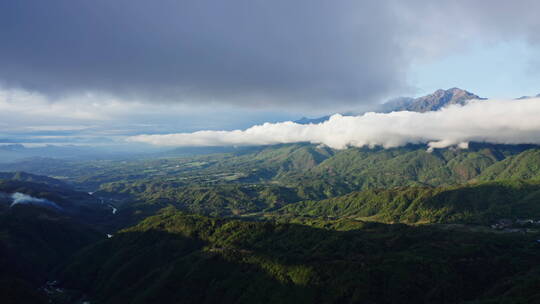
478 149 540 181
279 180 540 224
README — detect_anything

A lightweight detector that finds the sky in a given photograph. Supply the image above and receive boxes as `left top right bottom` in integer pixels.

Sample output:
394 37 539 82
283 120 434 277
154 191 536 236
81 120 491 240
1 1 539 148
410 41 540 99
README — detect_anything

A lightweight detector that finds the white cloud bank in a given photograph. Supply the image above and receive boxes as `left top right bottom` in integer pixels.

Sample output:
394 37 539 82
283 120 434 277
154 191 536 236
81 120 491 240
128 98 540 150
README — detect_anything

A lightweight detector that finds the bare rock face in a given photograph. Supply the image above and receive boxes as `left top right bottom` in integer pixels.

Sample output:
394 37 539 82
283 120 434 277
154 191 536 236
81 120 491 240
386 88 485 112
296 88 486 124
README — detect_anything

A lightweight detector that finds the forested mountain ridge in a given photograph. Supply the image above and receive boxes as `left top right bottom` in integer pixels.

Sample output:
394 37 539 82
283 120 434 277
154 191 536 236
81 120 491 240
3 0 540 301
0 204 103 304
1 143 536 191
1 142 540 303
57 208 540 304
277 180 540 224
477 149 540 181
74 143 538 219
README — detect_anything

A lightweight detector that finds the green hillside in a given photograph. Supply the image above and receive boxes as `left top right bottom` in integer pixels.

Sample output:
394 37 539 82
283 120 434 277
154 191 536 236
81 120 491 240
1 144 535 195
0 205 103 304
97 183 305 218
58 208 540 304
1 144 540 303
0 171 70 188
82 144 540 223
279 180 540 224
286 144 524 195
479 149 540 181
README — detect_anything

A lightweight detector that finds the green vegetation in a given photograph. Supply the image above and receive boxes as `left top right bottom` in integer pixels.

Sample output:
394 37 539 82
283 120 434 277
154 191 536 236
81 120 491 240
0 174 116 229
1 143 533 195
5 143 530 222
97 183 303 216
0 205 103 304
59 208 540 304
278 180 540 224
1 143 540 303
478 149 540 181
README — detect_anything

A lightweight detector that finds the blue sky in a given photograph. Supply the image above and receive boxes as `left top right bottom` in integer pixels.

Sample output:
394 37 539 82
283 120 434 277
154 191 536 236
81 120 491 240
410 40 539 99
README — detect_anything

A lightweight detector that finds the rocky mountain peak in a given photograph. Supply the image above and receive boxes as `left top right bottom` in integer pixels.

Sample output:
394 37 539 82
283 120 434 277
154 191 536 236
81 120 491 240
385 88 485 113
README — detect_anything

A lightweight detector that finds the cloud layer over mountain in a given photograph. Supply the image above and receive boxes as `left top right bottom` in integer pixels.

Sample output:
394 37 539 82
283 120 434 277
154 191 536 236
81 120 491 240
1 1 540 145
129 98 540 150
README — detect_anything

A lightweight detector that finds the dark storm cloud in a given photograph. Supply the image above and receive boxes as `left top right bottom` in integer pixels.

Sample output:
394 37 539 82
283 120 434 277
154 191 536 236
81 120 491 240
0 0 539 108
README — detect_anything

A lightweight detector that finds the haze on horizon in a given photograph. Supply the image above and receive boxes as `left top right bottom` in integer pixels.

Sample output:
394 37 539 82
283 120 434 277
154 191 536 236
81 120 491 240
1 0 540 149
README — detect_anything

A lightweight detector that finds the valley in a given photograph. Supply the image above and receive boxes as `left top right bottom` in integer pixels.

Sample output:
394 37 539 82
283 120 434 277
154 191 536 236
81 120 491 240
3 2 540 303
1 141 540 303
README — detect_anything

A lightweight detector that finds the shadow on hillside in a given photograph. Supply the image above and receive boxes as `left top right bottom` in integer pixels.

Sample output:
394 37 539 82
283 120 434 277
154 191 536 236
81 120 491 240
57 217 540 304
59 230 317 304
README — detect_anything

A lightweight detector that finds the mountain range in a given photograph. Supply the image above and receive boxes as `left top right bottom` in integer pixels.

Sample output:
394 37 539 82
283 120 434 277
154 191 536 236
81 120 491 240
1 87 540 303
296 87 487 124
517 93 540 100
381 87 485 112
1 142 540 303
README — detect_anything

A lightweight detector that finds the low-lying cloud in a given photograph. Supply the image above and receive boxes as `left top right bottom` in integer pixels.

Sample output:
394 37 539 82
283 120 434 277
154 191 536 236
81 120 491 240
10 192 63 210
129 98 540 150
